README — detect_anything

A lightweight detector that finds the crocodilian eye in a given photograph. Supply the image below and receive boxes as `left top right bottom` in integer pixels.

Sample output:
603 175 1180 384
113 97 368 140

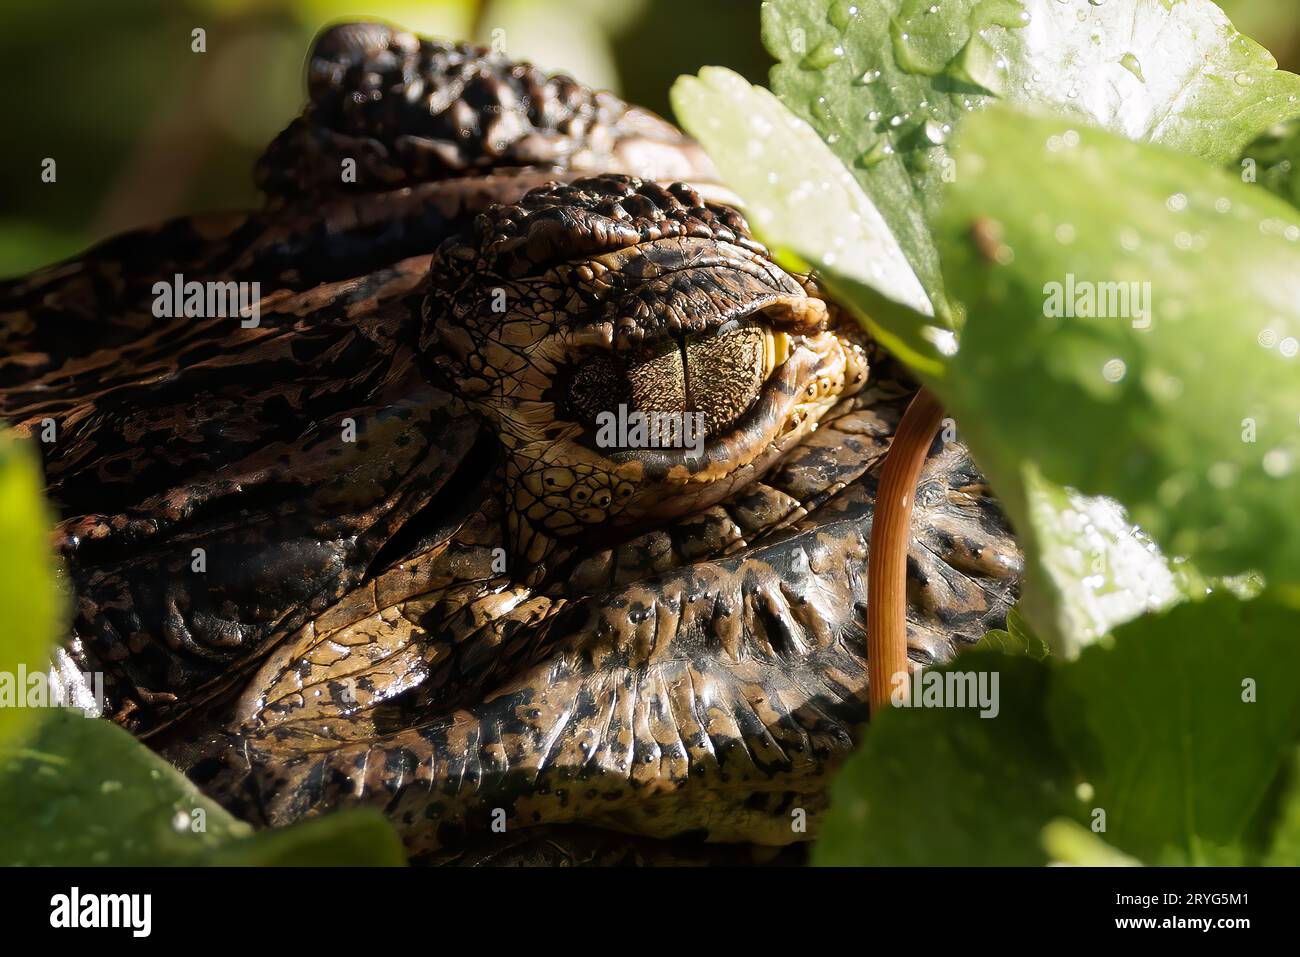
565 323 790 442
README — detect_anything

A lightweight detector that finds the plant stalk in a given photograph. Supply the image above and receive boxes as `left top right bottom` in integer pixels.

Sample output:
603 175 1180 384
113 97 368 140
867 387 944 717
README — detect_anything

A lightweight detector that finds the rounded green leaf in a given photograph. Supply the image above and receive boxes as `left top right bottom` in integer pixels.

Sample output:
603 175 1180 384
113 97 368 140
0 710 249 865
0 709 406 866
764 0 1300 303
1048 594 1300 863
938 107 1300 588
813 653 1078 865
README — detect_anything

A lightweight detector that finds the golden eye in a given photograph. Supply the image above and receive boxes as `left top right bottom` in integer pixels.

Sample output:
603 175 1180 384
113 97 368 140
563 323 787 443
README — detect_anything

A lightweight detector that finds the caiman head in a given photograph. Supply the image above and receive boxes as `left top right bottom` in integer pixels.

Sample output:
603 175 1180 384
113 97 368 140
199 174 1021 862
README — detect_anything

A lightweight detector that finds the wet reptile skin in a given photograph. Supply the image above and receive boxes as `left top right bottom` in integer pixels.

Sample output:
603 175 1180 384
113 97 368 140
0 22 1021 863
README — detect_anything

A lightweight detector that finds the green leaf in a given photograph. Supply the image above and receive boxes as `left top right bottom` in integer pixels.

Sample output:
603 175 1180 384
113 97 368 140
0 710 247 865
817 595 1300 865
999 0 1300 163
1236 117 1300 211
975 605 1050 659
1048 594 1300 863
1041 818 1142 866
1262 751 1300 865
0 432 61 751
1015 465 1210 657
671 68 946 373
208 811 406 867
763 0 1300 303
0 710 405 865
764 0 976 303
936 107 1300 590
812 652 1079 865
813 266 951 378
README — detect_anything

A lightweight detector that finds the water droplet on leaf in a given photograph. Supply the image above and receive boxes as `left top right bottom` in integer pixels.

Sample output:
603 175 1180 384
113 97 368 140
1119 53 1145 82
923 118 949 144
803 40 844 70
857 138 894 168
828 1 859 30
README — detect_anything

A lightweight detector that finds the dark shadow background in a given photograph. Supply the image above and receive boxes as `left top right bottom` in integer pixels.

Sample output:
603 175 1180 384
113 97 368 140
1 0 1295 278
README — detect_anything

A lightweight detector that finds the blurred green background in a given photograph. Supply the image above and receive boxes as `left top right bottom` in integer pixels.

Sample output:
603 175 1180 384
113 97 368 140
1 0 1296 278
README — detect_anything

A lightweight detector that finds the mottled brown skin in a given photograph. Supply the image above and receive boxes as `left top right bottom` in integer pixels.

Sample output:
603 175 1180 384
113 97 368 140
0 22 1021 863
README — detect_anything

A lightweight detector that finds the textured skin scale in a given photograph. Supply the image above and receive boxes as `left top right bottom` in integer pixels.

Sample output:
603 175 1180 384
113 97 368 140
256 22 713 194
0 22 1022 862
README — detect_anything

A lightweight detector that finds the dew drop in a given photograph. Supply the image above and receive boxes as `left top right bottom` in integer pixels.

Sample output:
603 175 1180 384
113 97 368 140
828 0 856 30
803 40 845 70
1263 448 1294 478
923 326 959 356
857 139 895 168
1102 358 1127 383
1119 52 1145 82
923 118 949 145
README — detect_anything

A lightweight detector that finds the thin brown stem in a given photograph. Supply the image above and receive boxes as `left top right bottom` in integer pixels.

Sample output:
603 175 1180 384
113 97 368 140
868 387 944 717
